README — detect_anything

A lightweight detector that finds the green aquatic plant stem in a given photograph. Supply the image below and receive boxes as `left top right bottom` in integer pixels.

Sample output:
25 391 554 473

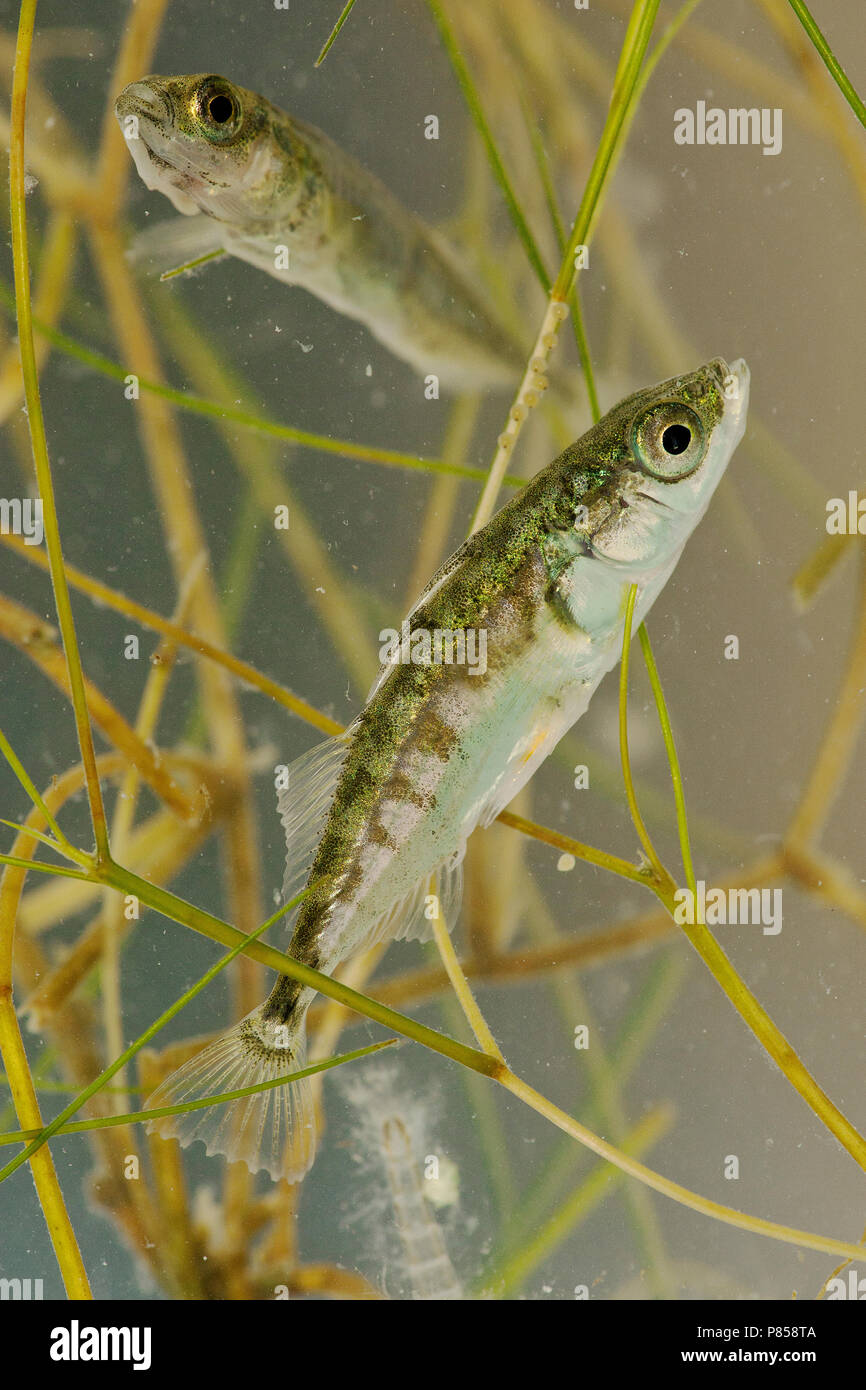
0 1002 90 1297
638 622 697 894
0 735 95 879
8 5 108 863
4 0 93 1302
429 890 505 1061
429 904 866 1262
620 0 707 156
506 880 675 1298
0 820 76 858
496 809 650 886
0 854 95 882
101 862 495 1076
0 1041 395 1147
479 1105 673 1299
663 878 866 1176
786 0 866 130
618 586 672 886
570 293 601 423
500 1068 866 1263
516 87 602 423
0 731 74 855
315 0 360 67
159 248 226 281
0 860 500 1186
470 0 661 533
0 882 311 1182
552 0 661 304
0 1049 59 1134
491 954 688 1276
426 0 551 293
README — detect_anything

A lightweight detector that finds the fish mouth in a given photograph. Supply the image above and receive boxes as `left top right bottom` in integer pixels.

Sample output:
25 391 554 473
722 357 750 437
726 356 750 395
703 356 750 447
635 489 672 510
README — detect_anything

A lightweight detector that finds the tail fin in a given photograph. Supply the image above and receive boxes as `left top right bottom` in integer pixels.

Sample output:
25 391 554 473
144 1008 315 1183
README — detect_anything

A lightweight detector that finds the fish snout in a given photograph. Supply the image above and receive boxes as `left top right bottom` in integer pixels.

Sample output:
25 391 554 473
705 356 751 423
726 357 750 395
705 356 730 388
723 357 750 419
115 80 170 128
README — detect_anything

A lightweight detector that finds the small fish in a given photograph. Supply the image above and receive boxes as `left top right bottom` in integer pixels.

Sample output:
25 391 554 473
114 73 528 389
145 357 750 1181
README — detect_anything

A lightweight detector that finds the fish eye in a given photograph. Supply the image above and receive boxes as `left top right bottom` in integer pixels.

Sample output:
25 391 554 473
632 403 706 481
194 78 242 139
208 93 235 124
661 423 691 455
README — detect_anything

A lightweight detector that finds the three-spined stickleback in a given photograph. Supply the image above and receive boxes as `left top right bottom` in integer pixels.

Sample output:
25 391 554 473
115 72 531 390
145 357 750 1182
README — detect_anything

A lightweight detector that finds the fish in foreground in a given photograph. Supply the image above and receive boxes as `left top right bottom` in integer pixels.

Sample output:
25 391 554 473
114 73 528 389
146 357 750 1181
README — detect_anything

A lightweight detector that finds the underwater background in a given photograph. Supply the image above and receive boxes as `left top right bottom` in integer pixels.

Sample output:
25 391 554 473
0 0 864 1300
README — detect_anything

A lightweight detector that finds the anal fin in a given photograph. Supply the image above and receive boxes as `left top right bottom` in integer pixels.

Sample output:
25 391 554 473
359 848 465 952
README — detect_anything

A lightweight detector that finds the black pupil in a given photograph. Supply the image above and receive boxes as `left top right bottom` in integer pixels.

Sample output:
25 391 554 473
208 93 234 124
662 424 691 455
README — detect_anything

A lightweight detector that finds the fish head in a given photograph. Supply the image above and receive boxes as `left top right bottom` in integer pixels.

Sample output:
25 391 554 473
562 357 750 570
114 74 293 223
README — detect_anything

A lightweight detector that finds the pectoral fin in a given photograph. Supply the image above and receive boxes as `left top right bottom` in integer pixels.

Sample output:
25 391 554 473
128 214 228 277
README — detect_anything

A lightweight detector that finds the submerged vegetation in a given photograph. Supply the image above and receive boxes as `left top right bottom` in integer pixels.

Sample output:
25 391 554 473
0 0 864 1300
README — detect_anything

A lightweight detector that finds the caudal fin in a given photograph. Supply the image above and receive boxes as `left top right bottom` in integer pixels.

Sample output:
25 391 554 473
144 1008 315 1183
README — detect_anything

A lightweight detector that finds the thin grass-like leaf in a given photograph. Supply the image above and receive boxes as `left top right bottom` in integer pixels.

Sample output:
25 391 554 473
315 0 359 67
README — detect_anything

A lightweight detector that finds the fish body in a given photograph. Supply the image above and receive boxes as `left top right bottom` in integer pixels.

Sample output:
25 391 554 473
146 358 750 1180
115 74 526 388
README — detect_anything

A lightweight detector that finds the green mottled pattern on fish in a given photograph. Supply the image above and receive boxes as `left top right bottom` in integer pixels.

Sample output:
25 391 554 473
115 73 526 388
145 358 749 1181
